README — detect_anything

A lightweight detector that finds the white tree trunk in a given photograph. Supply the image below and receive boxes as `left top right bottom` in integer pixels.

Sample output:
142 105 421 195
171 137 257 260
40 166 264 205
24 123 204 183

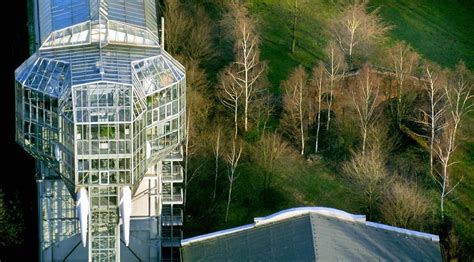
225 179 233 222
212 129 221 202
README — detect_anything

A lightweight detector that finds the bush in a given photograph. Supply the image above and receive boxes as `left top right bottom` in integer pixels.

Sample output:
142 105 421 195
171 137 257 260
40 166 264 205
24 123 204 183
380 180 430 230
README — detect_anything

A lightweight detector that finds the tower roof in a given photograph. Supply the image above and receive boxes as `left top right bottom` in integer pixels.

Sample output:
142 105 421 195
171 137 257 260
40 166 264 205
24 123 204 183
36 0 159 45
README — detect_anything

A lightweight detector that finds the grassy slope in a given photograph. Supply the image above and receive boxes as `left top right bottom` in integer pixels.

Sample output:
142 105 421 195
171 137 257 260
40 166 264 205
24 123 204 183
371 0 474 252
248 0 473 253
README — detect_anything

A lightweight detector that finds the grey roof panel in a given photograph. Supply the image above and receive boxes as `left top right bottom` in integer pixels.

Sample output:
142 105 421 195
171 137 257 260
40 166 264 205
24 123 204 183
182 210 442 262
310 214 441 261
182 215 316 262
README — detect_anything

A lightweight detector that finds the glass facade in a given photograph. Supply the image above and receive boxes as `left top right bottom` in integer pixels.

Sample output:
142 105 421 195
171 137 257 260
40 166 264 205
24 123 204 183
16 1 186 260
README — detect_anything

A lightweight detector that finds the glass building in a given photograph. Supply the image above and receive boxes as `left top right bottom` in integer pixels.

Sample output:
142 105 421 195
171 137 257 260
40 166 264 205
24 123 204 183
15 1 185 261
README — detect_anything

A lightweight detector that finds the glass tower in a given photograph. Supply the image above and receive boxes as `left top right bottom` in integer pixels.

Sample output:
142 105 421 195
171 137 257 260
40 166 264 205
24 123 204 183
14 1 185 261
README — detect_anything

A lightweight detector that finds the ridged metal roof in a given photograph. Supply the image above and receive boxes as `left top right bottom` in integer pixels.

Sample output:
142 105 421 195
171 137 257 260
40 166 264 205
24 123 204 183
181 208 442 261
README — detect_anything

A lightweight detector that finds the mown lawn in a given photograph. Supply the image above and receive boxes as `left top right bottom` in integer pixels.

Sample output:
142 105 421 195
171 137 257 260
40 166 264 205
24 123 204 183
370 0 474 69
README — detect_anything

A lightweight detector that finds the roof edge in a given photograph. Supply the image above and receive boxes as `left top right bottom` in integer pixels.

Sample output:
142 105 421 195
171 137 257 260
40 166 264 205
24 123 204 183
180 206 441 246
181 207 366 246
181 224 254 246
254 207 366 226
366 221 440 242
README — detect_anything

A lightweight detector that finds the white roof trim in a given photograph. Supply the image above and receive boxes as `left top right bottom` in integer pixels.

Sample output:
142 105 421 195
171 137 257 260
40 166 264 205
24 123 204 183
181 207 366 246
181 206 441 246
254 207 366 225
181 224 254 246
366 222 440 242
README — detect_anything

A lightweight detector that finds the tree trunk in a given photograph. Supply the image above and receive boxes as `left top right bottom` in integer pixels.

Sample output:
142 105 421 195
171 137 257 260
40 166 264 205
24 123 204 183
430 96 435 178
299 81 304 155
291 0 298 53
315 111 321 153
225 179 233 222
234 100 239 139
212 130 220 202
440 163 447 220
362 127 367 155
349 31 354 66
397 81 403 126
327 81 333 131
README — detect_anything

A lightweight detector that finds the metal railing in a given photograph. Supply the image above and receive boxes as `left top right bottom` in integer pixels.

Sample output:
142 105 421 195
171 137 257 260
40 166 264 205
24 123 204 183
162 165 183 182
161 228 183 247
161 207 183 226
162 188 183 204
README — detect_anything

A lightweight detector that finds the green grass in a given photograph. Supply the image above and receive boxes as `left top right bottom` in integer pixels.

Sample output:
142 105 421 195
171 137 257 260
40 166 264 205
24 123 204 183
248 0 474 255
367 0 474 254
370 0 474 69
186 0 474 257
448 110 474 253
250 0 338 91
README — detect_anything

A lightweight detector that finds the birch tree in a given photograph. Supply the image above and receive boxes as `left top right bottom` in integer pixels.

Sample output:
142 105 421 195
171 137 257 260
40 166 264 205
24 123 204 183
388 41 419 125
281 65 309 155
351 64 380 154
287 0 308 53
223 2 267 132
434 62 473 219
324 41 346 132
211 127 221 202
418 66 446 178
219 69 243 139
310 62 326 153
330 0 388 65
224 137 242 222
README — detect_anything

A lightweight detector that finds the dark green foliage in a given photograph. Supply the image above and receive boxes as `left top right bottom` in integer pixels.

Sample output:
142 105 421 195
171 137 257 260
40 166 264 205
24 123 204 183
0 191 24 247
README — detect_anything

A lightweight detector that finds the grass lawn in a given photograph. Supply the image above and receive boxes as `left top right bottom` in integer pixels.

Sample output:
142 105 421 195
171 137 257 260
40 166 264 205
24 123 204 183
186 0 473 257
244 0 474 255
370 0 474 69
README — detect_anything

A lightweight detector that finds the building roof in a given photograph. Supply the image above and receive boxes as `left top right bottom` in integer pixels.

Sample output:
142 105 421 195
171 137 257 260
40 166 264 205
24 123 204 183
181 207 442 262
36 0 159 45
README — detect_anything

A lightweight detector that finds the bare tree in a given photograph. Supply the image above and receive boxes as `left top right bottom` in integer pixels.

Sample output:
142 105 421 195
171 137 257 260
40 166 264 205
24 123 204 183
287 0 308 53
330 0 389 65
251 133 296 190
163 1 215 63
281 65 309 155
310 62 326 153
443 62 473 160
342 144 389 218
434 62 473 219
182 60 211 208
222 2 267 132
388 41 419 125
351 64 380 154
163 0 191 55
418 66 446 178
381 180 430 230
224 137 243 222
182 5 215 63
219 69 243 139
324 41 346 132
250 92 274 138
212 127 221 202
